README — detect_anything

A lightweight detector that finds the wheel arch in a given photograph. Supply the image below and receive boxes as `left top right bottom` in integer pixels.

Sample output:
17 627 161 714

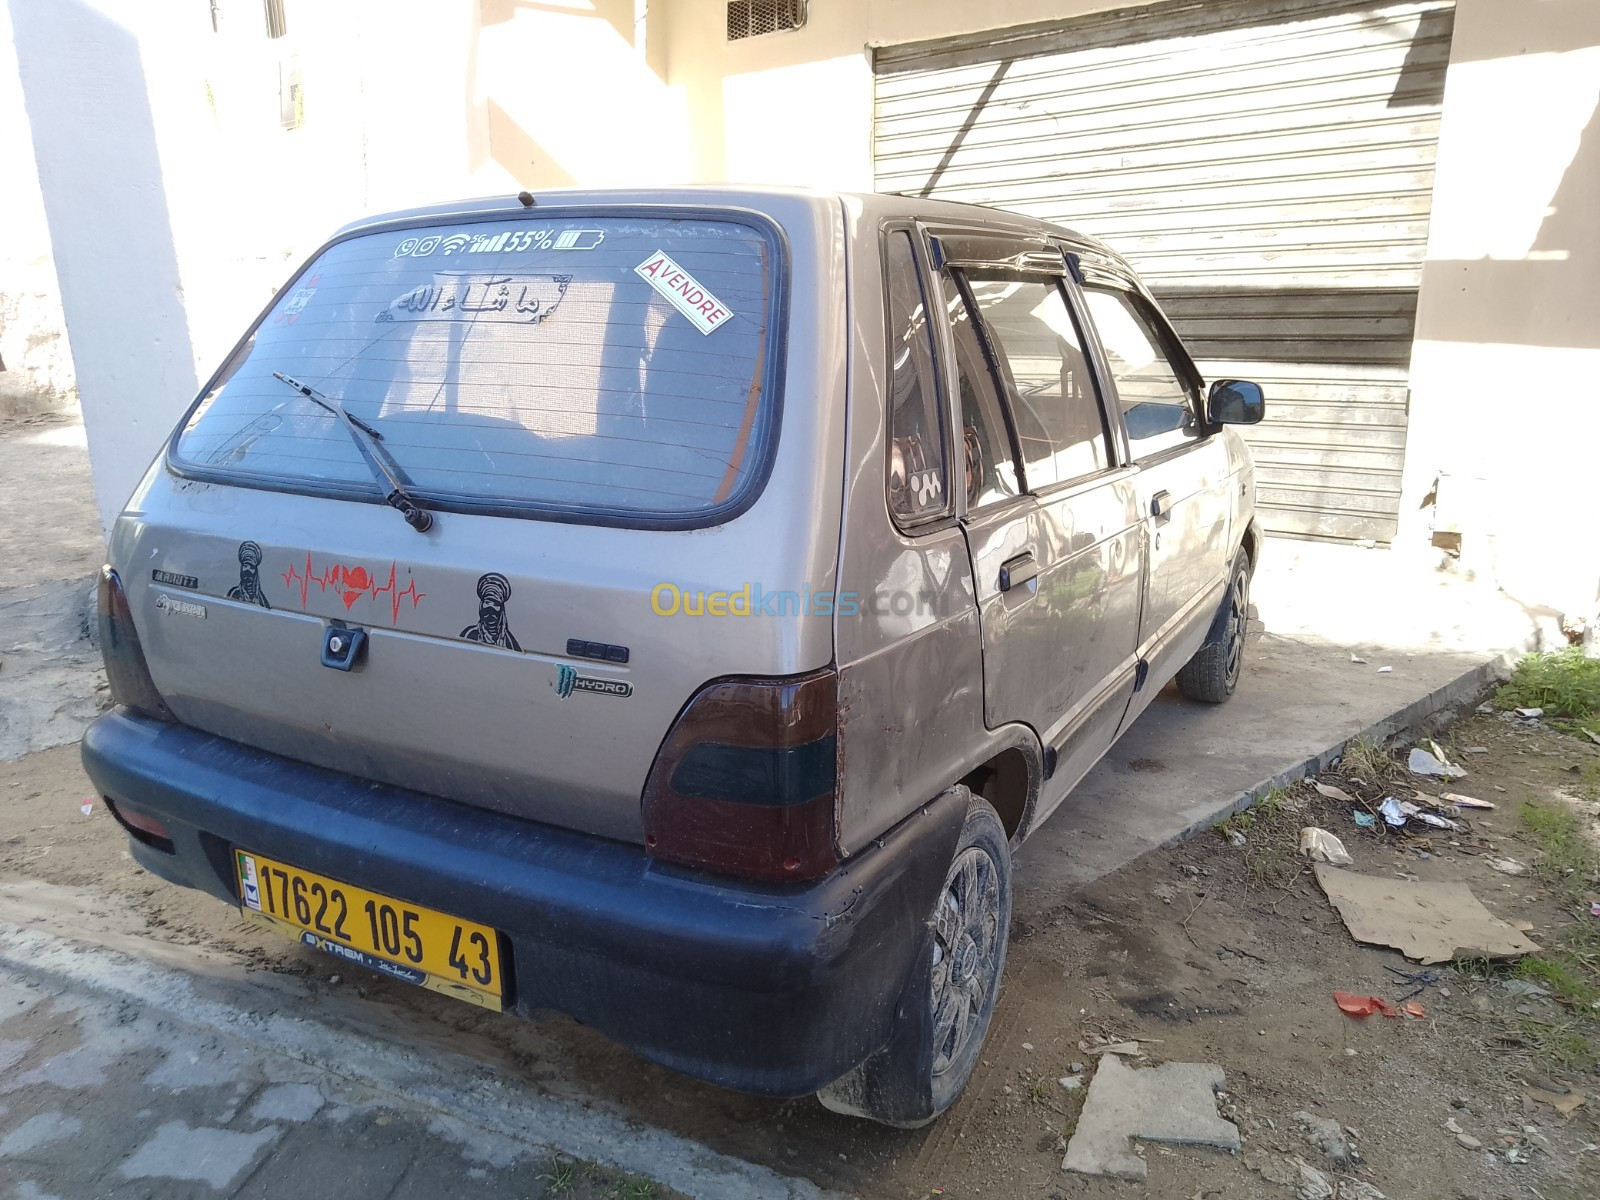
952 724 1043 846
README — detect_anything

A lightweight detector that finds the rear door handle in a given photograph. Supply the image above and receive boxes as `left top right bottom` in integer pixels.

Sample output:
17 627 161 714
1151 490 1173 525
999 551 1038 592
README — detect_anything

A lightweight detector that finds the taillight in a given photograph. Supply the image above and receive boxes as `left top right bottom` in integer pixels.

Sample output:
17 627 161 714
106 798 175 852
97 566 176 722
642 668 839 882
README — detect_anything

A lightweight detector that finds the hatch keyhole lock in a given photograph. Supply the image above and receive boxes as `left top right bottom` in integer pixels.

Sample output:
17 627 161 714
320 625 368 672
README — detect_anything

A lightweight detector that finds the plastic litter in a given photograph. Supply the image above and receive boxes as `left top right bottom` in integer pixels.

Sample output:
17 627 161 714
1378 797 1408 827
1089 1041 1143 1057
1590 901 1600 918
1383 964 1441 1001
1439 791 1494 810
1515 707 1544 718
1408 745 1466 778
1398 801 1462 831
1349 653 1367 664
1353 811 1377 828
1314 781 1357 805
1501 979 1549 998
1333 991 1399 1018
1487 857 1527 876
79 799 93 817
1299 827 1354 865
1225 827 1247 847
1377 665 1393 674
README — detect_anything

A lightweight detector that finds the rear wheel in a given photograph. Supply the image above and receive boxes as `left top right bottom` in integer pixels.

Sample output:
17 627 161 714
817 788 1011 1127
1176 550 1251 703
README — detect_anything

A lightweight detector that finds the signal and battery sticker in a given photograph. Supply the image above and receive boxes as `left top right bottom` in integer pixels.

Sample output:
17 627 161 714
633 251 734 336
393 228 606 258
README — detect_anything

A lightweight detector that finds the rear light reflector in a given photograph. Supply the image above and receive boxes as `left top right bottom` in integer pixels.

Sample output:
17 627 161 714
642 668 839 882
106 798 175 853
97 566 176 722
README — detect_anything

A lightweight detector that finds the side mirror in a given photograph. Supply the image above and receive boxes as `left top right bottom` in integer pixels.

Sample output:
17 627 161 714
1207 379 1264 425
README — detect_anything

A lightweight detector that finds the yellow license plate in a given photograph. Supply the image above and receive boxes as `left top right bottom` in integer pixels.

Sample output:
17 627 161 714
234 850 503 1011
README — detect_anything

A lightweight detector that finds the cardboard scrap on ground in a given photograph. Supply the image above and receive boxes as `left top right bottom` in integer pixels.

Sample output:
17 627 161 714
1314 866 1541 965
1524 1085 1585 1117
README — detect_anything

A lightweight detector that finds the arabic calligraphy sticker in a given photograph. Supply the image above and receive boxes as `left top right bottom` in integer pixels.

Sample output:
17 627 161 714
375 271 574 325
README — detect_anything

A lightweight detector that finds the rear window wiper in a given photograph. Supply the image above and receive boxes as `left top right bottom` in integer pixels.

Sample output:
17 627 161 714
271 371 434 533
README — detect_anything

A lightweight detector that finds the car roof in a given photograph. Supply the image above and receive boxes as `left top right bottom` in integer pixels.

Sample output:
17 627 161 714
333 186 1127 267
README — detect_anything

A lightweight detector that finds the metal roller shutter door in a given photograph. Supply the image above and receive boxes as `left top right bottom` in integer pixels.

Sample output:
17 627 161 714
873 0 1454 543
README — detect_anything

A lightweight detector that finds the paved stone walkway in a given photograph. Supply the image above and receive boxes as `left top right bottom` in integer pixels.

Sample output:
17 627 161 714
0 967 605 1200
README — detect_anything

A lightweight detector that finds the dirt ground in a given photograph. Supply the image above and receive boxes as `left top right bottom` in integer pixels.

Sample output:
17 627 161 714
3 701 1598 1199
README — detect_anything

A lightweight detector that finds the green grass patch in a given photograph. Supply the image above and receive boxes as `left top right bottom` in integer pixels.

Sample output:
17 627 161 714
541 1159 665 1200
1218 787 1289 838
1516 952 1600 1008
1057 1084 1088 1142
1513 1015 1598 1072
1340 735 1396 783
1496 648 1600 720
1217 788 1302 887
1520 799 1600 894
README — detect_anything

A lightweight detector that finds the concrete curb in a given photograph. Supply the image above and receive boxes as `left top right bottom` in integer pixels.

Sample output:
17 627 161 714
1157 649 1519 848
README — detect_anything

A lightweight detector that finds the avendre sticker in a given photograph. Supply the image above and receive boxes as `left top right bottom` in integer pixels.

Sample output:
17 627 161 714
634 251 734 335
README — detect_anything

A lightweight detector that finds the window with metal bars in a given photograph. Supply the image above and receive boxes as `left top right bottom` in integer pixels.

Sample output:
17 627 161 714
726 0 806 41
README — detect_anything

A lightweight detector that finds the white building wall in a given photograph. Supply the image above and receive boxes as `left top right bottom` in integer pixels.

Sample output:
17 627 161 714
0 0 74 420
1399 0 1600 622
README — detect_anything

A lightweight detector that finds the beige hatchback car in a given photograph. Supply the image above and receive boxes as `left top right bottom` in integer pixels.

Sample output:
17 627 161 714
84 187 1263 1127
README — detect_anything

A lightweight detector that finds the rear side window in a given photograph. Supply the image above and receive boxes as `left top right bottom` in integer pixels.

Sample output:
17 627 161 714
173 215 780 523
883 230 947 526
1082 287 1198 460
947 287 1020 511
962 272 1108 491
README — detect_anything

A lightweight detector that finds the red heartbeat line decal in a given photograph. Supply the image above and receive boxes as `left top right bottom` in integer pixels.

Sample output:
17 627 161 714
280 554 426 624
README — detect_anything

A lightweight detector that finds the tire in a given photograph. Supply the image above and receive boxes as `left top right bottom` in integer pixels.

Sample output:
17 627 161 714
816 787 1011 1127
1176 550 1251 704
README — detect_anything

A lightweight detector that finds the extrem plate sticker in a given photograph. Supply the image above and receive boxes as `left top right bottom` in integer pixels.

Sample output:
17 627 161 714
634 251 733 335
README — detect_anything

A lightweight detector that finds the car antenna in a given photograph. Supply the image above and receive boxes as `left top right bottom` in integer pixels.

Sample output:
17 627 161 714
517 191 535 207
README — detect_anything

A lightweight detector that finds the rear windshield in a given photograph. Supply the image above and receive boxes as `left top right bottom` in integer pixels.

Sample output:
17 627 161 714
172 213 779 522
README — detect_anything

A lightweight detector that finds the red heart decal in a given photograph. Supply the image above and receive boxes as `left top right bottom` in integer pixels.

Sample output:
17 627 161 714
340 564 371 609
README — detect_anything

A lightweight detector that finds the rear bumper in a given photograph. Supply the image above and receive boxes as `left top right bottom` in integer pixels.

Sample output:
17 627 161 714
80 710 964 1097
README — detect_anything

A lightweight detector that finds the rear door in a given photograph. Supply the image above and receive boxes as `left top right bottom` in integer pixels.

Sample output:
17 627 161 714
933 234 1143 804
1074 270 1232 709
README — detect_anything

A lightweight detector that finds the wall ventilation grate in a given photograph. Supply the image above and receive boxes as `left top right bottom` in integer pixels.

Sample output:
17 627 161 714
727 0 807 42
